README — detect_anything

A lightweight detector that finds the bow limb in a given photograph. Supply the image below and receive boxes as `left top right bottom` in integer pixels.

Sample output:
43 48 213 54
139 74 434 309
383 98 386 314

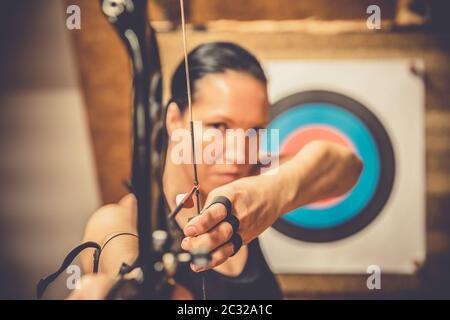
100 0 167 299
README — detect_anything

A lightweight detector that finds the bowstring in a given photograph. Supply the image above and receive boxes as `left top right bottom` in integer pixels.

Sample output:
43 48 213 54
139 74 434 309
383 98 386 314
179 0 206 300
180 0 200 216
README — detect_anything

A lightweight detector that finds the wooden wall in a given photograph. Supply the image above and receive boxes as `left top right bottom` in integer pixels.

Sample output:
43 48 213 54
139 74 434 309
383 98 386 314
68 0 450 298
115 0 397 26
157 0 396 23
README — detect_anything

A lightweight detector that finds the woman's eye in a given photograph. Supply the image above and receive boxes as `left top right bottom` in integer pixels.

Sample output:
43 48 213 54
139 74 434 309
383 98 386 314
209 122 228 131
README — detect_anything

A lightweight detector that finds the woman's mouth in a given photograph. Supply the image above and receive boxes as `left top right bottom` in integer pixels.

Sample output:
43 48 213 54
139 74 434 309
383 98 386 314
214 172 240 183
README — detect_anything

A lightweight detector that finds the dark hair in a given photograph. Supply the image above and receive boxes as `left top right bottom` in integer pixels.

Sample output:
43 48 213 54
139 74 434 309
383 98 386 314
169 42 267 112
158 42 267 169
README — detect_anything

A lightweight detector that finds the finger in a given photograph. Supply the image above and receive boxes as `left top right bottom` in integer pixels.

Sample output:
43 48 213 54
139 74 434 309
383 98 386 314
181 221 233 252
183 202 228 237
191 242 235 272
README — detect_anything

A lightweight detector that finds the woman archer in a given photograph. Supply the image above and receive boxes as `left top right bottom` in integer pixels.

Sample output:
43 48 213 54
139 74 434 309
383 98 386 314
70 42 363 300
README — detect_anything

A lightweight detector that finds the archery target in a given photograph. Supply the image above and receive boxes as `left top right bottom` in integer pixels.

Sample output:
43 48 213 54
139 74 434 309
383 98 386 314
265 90 395 242
259 60 425 274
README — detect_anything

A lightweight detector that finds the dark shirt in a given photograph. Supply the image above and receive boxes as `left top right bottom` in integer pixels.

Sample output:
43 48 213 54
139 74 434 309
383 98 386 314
175 238 283 300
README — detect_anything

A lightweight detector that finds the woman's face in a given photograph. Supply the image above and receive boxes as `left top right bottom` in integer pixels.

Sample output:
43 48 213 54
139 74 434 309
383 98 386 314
167 70 269 195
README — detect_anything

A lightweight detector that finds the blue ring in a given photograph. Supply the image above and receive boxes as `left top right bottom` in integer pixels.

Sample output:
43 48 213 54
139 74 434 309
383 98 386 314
262 103 380 229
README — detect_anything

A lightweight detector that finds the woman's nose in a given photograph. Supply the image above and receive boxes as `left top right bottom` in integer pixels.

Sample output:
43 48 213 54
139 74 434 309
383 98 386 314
224 141 247 165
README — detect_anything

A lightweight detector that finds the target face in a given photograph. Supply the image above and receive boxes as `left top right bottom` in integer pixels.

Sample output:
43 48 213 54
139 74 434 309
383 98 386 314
264 90 395 242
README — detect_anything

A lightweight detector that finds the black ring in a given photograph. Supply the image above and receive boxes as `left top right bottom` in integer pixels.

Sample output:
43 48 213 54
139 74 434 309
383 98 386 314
206 196 240 233
229 233 243 257
206 196 242 256
223 214 240 234
205 196 232 215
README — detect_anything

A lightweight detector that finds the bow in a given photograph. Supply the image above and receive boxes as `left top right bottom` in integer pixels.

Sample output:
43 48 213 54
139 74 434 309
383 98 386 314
99 0 167 299
99 0 205 299
37 0 207 300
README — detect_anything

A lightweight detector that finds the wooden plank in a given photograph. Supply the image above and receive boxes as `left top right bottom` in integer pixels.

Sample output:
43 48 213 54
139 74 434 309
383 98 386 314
277 274 421 298
189 0 396 22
